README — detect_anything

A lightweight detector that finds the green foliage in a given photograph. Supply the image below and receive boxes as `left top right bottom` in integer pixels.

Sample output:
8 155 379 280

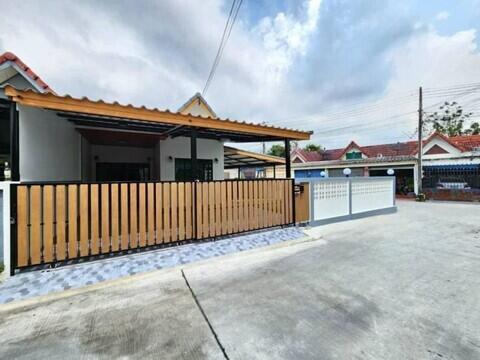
465 122 480 135
303 143 322 152
267 144 285 157
425 101 478 136
0 262 4 274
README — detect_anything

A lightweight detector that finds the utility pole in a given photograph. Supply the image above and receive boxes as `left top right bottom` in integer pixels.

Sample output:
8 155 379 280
417 86 424 199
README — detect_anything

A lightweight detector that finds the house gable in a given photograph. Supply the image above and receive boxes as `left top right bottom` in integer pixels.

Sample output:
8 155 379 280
178 92 217 118
421 133 462 157
0 52 54 94
425 144 449 155
339 141 368 160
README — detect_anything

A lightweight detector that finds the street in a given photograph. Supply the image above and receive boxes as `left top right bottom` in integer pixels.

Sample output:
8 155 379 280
1 200 479 359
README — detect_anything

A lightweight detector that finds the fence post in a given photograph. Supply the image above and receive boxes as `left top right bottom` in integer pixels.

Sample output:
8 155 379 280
309 180 314 223
193 180 197 240
392 177 396 206
9 183 17 276
291 179 296 224
348 178 352 217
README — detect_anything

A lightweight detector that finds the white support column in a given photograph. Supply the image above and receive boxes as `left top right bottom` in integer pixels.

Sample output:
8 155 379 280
413 165 419 195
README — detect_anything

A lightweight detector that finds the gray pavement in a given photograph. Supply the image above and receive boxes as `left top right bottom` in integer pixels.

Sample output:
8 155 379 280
1 200 479 359
0 227 304 303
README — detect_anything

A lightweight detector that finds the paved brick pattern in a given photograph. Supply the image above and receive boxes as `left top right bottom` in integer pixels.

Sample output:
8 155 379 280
0 227 304 304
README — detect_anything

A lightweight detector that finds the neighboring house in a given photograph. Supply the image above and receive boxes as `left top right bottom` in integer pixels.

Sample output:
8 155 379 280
291 133 480 195
0 52 310 183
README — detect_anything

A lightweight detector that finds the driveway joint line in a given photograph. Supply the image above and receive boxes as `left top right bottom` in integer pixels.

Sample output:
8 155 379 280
181 269 230 360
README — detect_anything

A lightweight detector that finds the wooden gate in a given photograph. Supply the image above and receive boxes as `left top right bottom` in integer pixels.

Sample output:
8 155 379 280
11 179 294 270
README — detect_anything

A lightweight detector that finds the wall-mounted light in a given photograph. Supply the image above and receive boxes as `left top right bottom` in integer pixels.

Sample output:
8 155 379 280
94 155 99 162
168 156 173 162
320 171 326 178
387 168 395 176
214 158 219 163
343 168 352 177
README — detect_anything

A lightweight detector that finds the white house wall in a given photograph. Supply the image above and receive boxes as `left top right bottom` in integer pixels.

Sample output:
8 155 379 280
159 137 224 181
19 106 81 181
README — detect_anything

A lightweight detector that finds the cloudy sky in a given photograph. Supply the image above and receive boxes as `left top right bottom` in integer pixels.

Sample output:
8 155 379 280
1 0 480 151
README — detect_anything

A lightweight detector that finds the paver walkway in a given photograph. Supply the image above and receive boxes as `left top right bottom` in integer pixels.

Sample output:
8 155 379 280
0 227 304 304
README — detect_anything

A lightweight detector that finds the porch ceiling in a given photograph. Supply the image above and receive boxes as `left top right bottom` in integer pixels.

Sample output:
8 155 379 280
5 86 312 142
77 128 162 148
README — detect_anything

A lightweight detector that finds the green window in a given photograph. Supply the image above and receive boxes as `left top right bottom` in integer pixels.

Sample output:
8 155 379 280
346 151 362 160
175 158 213 181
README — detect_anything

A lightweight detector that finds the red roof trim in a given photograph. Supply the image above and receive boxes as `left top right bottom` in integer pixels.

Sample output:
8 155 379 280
0 52 55 94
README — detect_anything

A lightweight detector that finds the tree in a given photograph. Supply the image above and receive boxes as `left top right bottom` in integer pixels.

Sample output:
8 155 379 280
465 122 480 135
424 101 476 136
303 143 322 152
267 144 285 157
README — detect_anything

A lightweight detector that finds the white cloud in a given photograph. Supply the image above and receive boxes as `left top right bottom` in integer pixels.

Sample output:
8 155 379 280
0 1 479 152
253 0 322 82
435 11 450 21
347 28 480 147
272 28 480 149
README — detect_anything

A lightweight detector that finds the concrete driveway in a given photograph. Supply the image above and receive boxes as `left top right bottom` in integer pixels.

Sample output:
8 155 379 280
1 200 479 359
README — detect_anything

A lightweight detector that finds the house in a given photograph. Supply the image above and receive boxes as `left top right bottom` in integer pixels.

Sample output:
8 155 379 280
0 51 312 275
291 133 480 197
0 52 310 183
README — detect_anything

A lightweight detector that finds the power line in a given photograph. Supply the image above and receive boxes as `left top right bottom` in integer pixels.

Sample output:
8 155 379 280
298 89 479 137
202 0 243 96
423 81 480 91
309 110 417 135
266 82 480 142
276 86 480 128
274 91 417 125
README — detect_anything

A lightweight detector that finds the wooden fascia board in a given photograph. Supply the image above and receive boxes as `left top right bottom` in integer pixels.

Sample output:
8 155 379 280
5 86 311 140
225 147 285 164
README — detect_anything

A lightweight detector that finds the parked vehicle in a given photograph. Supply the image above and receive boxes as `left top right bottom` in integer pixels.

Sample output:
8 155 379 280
436 178 471 190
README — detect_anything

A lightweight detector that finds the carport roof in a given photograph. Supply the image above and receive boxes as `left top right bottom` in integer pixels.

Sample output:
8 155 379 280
4 86 312 142
224 146 285 169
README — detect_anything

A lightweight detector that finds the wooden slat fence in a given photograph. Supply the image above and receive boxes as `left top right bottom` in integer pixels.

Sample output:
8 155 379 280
13 179 294 269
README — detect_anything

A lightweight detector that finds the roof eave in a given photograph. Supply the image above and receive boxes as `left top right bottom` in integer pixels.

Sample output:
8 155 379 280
5 86 312 141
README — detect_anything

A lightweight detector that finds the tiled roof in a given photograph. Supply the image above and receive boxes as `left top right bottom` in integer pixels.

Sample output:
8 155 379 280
448 134 480 151
292 148 323 162
0 51 55 93
293 133 480 163
361 141 418 157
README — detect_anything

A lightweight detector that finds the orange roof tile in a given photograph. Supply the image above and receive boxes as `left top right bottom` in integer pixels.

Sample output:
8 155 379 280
0 51 55 93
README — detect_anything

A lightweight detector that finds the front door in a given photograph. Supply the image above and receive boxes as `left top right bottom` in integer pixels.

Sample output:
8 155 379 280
175 158 213 181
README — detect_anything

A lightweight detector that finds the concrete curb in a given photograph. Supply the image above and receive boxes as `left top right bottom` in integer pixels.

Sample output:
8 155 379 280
0 230 320 312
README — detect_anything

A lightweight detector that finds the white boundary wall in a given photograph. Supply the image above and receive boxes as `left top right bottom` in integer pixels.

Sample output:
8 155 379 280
300 177 396 225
